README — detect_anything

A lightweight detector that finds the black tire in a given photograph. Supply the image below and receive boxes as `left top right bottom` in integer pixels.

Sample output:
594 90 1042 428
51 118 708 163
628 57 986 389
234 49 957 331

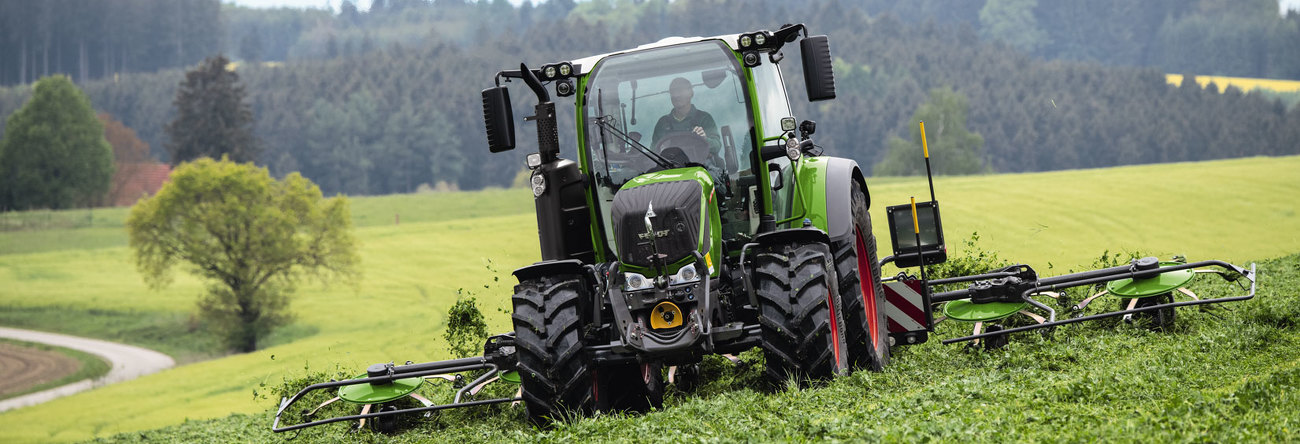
511 274 594 425
595 361 664 414
832 179 891 371
1120 292 1176 330
753 241 849 386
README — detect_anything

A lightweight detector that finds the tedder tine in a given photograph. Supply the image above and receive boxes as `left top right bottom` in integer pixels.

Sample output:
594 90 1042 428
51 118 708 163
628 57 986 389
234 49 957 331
357 404 372 430
1177 287 1199 301
468 375 500 396
1122 297 1140 323
305 397 341 418
1075 290 1108 311
409 393 434 407
1019 310 1047 324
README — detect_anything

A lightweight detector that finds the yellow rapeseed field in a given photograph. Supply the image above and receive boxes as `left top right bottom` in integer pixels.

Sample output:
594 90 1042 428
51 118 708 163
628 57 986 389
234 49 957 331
1166 73 1300 93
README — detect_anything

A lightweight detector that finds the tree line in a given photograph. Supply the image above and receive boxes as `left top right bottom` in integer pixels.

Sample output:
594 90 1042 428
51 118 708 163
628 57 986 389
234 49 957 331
0 0 221 86
0 0 1297 200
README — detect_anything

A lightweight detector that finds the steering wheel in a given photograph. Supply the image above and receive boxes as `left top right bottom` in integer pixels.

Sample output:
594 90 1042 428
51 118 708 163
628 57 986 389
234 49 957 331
652 131 710 165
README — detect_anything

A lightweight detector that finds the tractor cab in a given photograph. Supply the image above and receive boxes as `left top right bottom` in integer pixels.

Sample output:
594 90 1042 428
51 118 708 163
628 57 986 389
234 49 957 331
582 39 759 254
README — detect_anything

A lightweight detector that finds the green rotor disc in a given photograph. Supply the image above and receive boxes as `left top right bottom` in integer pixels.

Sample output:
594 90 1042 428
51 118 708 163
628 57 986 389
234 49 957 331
500 370 521 384
942 299 1028 322
338 375 423 404
1106 262 1195 299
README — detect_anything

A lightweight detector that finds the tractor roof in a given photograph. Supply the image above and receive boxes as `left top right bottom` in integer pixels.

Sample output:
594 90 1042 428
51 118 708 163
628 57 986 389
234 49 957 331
569 33 743 76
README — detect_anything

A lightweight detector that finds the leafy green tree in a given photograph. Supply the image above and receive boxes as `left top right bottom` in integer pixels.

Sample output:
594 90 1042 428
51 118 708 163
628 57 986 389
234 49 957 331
0 75 113 210
127 157 359 352
164 55 260 165
875 87 986 176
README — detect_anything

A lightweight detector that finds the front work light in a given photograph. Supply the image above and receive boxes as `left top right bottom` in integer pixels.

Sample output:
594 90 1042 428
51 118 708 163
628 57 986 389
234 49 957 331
558 62 572 76
669 264 701 285
739 35 752 48
556 79 575 97
625 272 653 291
531 173 546 197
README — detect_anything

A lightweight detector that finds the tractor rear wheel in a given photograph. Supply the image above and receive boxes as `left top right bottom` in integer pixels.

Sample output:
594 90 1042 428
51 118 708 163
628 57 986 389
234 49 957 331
753 241 849 386
832 179 891 371
511 274 595 424
595 361 664 414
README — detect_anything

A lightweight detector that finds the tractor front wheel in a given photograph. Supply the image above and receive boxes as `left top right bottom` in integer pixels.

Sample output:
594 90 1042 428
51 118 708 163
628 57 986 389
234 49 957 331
753 241 849 386
511 274 595 424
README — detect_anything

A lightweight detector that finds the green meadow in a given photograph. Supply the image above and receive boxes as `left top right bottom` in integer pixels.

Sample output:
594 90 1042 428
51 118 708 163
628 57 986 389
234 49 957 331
0 156 1296 442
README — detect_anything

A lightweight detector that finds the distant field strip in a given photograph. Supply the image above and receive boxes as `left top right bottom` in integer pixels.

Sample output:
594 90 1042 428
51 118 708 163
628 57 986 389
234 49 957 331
1166 73 1300 93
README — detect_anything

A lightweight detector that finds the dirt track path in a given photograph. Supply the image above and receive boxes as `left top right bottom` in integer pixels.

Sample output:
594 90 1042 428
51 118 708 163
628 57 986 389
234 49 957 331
0 327 175 413
0 342 81 398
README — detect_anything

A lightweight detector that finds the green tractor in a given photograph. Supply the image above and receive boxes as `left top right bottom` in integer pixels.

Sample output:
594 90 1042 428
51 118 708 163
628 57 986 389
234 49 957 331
479 23 891 421
270 22 1257 434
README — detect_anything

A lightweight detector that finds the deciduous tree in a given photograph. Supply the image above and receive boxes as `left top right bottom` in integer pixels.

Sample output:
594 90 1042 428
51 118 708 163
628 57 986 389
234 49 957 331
98 112 153 206
127 157 359 352
0 75 113 210
875 87 986 176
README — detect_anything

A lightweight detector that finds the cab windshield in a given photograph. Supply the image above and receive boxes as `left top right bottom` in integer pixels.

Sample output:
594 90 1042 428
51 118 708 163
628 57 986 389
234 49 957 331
585 40 755 190
583 40 758 254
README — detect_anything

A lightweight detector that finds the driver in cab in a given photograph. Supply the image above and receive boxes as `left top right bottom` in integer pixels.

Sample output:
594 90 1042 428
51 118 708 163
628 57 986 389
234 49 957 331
651 77 722 162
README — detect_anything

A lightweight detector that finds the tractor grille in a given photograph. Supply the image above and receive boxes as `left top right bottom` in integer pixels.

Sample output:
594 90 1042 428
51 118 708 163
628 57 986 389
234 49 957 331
611 180 705 269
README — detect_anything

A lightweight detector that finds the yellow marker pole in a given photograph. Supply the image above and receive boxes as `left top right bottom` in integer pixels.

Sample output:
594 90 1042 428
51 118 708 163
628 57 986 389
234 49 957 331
910 197 920 234
910 196 931 293
919 122 930 159
919 122 936 203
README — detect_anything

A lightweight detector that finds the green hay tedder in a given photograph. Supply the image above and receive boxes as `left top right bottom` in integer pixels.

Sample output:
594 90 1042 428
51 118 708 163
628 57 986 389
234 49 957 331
272 24 1256 434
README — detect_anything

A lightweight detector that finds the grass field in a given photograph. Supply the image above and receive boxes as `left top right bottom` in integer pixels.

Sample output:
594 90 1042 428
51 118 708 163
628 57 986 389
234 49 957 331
82 253 1300 443
0 156 1296 442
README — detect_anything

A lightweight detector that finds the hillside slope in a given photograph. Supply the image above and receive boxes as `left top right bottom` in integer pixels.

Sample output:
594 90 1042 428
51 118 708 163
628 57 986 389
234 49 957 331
0 156 1295 442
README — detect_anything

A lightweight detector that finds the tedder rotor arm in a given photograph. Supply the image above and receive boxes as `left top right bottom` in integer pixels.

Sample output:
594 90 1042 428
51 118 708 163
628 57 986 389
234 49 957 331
271 334 521 433
938 260 1256 345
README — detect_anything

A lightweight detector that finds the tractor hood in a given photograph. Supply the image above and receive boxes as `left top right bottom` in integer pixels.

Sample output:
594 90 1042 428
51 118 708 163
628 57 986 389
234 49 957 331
611 167 719 274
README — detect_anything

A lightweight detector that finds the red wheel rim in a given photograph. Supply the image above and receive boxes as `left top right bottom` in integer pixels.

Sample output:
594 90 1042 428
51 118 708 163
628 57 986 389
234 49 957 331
854 228 880 350
826 288 843 370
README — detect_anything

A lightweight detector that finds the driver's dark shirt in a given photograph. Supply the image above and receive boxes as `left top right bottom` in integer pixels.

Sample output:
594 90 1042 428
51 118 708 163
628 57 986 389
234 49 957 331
651 105 722 158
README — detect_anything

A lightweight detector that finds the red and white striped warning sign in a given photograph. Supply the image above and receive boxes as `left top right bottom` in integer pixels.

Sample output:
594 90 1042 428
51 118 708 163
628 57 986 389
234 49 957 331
884 279 929 333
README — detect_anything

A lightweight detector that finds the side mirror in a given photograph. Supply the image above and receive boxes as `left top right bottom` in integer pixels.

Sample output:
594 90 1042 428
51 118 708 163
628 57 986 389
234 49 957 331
482 86 515 153
800 35 836 101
